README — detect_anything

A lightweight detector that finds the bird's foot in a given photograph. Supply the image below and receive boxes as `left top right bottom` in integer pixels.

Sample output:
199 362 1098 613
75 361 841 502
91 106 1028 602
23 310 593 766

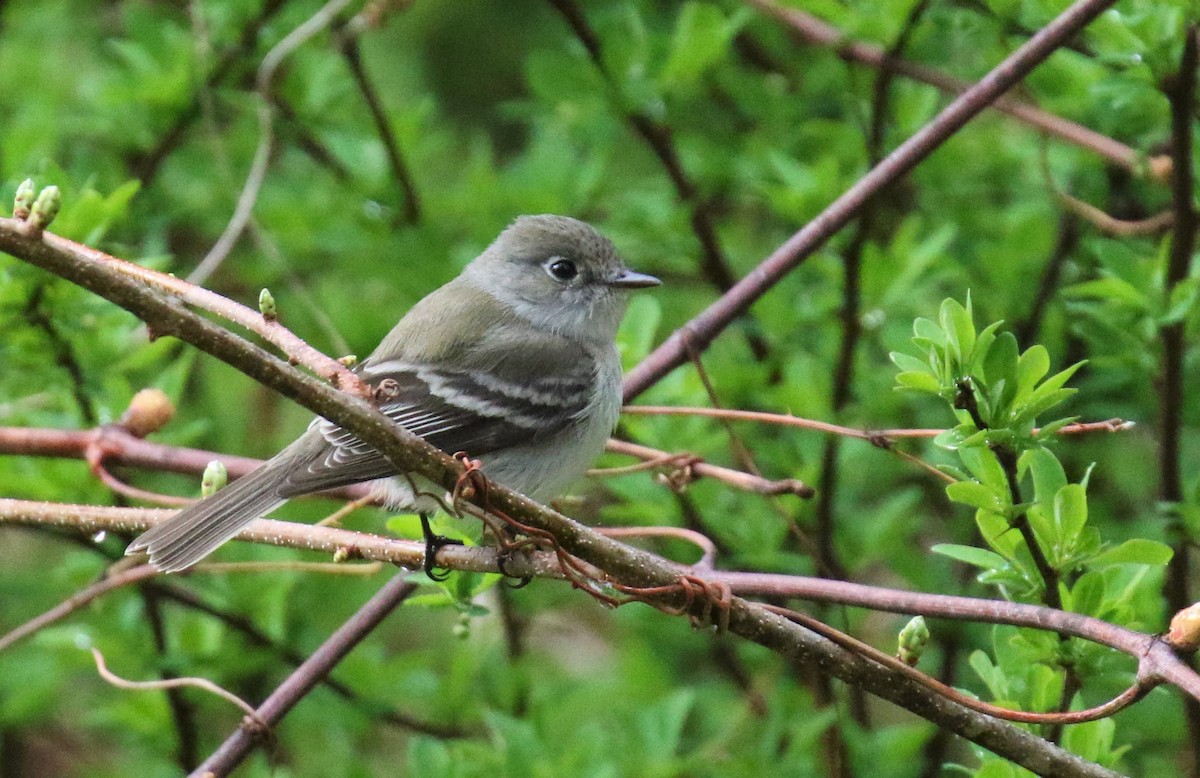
420 513 463 582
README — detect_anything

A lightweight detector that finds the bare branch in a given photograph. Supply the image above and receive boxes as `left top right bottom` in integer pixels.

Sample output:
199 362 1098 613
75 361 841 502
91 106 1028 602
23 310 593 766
747 0 1141 172
624 0 1123 401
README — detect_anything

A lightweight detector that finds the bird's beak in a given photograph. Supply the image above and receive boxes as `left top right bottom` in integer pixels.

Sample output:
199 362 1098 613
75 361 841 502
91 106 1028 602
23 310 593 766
609 269 662 289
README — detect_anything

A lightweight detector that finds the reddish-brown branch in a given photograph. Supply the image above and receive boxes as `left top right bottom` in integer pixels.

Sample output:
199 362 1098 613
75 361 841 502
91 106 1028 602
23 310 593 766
603 438 813 497
0 564 160 653
622 406 1131 440
0 424 810 501
6 497 1200 706
10 233 363 395
623 0 1122 401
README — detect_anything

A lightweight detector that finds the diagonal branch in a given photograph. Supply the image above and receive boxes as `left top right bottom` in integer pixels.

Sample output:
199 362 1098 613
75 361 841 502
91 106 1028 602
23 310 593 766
194 573 418 775
748 0 1141 172
623 0 1121 401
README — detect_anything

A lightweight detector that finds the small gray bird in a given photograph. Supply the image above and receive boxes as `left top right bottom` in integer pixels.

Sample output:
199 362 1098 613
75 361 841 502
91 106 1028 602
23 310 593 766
127 215 660 575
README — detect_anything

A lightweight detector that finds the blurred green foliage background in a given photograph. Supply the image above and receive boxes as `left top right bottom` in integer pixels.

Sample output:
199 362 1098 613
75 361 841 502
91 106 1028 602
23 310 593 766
0 0 1197 775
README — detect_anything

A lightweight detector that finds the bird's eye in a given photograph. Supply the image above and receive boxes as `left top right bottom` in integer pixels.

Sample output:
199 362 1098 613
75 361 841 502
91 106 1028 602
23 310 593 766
546 258 578 282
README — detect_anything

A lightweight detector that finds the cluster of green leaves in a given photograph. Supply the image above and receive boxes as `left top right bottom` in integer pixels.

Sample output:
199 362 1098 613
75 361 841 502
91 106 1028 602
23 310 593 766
893 298 1173 770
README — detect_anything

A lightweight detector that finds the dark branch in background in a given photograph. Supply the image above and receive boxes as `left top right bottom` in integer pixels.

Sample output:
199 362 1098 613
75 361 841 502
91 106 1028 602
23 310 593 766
140 588 200 771
1161 24 1200 777
812 2 932 759
918 633 961 778
22 284 97 425
30 529 467 737
0 225 1127 777
623 0 1124 402
129 0 289 186
334 24 422 225
273 96 354 182
546 0 771 362
1015 214 1080 345
747 0 1142 173
194 574 419 776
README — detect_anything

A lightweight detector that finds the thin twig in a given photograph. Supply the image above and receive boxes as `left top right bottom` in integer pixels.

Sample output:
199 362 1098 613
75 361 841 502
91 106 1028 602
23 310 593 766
90 647 261 721
603 438 813 498
188 0 357 286
621 406 1132 440
0 564 160 653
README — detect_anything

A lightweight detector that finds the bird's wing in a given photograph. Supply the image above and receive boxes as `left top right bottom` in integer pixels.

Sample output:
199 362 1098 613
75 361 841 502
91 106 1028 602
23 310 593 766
274 349 598 498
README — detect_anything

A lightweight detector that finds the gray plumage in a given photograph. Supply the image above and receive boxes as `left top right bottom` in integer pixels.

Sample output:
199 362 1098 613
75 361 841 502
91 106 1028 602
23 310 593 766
127 215 659 572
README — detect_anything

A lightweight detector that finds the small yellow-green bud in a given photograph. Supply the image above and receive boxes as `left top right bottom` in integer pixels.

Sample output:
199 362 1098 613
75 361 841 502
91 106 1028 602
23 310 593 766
258 288 277 321
337 354 358 368
28 186 61 231
897 616 930 666
333 547 351 563
1167 602 1200 652
13 179 35 219
201 460 228 498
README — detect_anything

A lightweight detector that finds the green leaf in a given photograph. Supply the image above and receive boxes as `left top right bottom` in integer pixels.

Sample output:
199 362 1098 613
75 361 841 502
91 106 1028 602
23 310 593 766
1022 446 1067 506
1015 344 1050 400
1053 483 1089 542
1088 538 1174 567
939 297 974 362
1065 276 1148 309
660 3 739 87
895 371 941 393
977 510 1021 560
982 331 1019 388
890 350 932 375
959 446 1008 493
967 320 1003 375
946 481 1004 513
1067 570 1105 615
1161 276 1200 325
932 543 1007 570
912 316 945 347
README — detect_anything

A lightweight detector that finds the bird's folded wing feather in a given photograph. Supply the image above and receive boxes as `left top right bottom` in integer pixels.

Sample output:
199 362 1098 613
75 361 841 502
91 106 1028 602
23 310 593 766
274 340 598 497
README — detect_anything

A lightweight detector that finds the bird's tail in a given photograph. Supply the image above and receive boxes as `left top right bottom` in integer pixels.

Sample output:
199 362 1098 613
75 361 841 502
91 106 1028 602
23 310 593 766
125 461 287 573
